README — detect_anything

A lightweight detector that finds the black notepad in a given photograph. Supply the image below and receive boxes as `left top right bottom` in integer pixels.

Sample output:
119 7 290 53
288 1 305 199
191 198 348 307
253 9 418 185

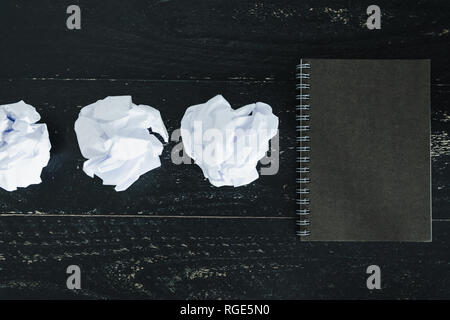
296 59 431 241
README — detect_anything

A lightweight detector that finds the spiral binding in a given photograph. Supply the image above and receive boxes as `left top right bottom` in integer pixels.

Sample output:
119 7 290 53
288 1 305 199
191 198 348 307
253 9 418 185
296 59 311 237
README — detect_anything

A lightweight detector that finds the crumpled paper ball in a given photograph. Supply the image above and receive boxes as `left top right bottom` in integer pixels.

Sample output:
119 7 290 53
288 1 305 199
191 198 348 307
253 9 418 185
74 96 169 191
180 95 278 187
0 101 51 191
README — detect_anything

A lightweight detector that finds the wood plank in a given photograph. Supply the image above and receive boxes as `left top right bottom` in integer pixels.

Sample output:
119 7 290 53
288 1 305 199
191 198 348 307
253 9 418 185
0 0 449 80
0 79 296 216
0 78 447 218
432 85 450 218
0 216 450 299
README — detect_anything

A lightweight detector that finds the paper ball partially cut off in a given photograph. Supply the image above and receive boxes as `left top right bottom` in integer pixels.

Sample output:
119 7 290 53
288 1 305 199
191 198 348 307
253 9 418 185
180 95 279 187
74 96 169 191
0 101 51 191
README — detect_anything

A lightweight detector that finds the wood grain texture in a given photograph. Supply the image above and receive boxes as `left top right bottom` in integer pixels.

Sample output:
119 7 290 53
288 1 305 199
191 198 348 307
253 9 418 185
0 0 449 81
0 0 449 299
1 217 450 299
0 79 296 216
0 80 447 218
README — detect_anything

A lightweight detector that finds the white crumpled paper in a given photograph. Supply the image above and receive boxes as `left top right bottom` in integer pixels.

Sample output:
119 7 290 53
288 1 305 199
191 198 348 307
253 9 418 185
74 96 168 191
180 95 278 187
0 101 51 191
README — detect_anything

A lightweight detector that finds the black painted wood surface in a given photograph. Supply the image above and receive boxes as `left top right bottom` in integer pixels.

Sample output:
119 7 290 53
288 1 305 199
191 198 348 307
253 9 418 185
0 79 296 216
0 0 449 299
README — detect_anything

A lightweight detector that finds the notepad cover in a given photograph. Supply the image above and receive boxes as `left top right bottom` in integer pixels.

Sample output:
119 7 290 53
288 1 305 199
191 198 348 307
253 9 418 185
302 59 431 241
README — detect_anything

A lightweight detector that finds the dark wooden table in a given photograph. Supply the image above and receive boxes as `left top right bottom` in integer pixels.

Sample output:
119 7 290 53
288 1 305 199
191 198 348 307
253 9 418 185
0 0 449 299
